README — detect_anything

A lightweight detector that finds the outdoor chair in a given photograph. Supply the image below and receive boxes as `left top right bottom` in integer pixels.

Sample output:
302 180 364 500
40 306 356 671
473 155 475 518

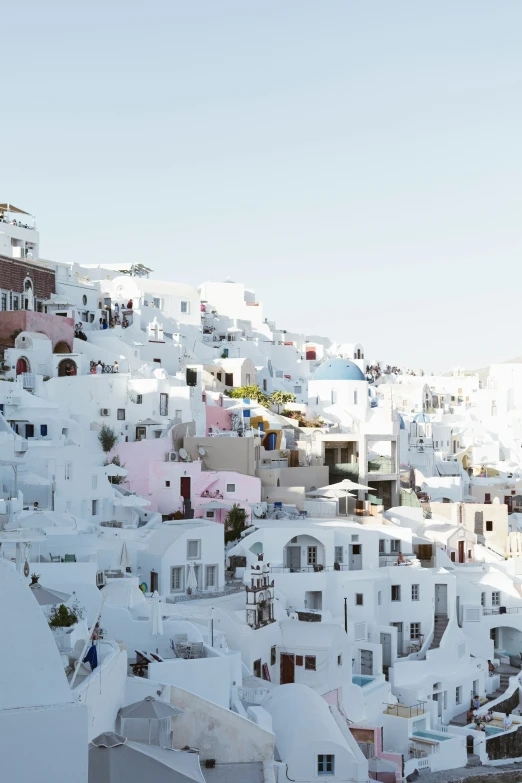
49 553 61 563
64 554 77 563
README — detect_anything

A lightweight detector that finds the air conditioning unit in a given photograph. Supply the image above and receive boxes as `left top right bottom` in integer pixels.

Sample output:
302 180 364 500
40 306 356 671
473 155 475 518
100 408 111 417
166 451 178 462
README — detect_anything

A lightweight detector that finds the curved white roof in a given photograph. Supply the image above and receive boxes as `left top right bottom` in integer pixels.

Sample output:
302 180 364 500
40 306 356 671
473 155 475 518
0 559 73 709
262 684 349 758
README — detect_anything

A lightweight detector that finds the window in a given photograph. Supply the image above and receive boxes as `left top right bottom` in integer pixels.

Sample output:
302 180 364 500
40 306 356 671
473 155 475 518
175 409 182 420
485 493 491 503
225 373 233 386
216 372 222 381
226 483 236 493
390 539 400 553
391 585 401 602
271 646 276 666
205 511 214 519
305 655 316 671
481 592 485 607
82 294 87 305
294 385 302 394
331 390 337 404
492 591 500 607
40 424 48 436
171 566 184 591
318 755 335 775
351 534 359 542
1 293 6 311
410 622 421 639
117 408 125 420
153 297 161 308
180 301 189 314
486 520 493 532
187 540 201 559
159 393 168 416
263 379 267 391
64 463 72 481
165 480 170 488
353 390 358 405
295 655 303 666
253 659 262 678
92 499 98 516
334 546 343 564
136 394 143 404
355 593 363 606
456 686 462 705
307 546 317 565
245 374 251 385
412 584 419 601
92 475 98 490
205 565 217 588
337 654 342 666
379 539 385 554
13 295 19 310
378 590 382 605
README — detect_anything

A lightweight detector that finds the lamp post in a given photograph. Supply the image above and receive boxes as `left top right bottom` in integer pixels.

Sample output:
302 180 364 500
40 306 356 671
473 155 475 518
344 596 348 634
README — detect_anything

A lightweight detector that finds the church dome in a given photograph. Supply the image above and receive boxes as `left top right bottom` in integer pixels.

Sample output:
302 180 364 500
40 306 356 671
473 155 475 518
414 412 431 423
312 358 365 382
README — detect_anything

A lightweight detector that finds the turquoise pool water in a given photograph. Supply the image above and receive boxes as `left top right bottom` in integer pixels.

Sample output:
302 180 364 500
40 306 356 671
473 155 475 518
412 731 450 742
352 675 375 687
484 726 504 736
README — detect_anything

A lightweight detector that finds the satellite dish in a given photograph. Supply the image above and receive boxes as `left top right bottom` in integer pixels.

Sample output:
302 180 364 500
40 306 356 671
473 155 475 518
185 454 192 462
198 446 206 457
252 503 266 518
179 448 188 460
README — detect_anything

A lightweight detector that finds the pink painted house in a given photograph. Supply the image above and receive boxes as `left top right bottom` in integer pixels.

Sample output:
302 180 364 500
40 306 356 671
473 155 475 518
111 437 261 519
204 393 233 435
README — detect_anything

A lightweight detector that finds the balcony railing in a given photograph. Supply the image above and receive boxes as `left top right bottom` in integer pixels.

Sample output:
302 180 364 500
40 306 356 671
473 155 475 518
270 564 350 574
379 554 416 567
367 458 397 474
384 701 427 718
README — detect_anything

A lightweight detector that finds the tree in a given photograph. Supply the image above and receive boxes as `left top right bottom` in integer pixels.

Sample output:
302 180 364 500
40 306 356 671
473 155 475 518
105 454 126 484
224 503 248 543
270 390 296 413
226 385 270 408
99 424 118 453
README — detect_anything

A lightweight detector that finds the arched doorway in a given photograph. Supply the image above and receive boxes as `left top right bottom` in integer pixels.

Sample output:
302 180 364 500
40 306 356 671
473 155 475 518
54 341 71 354
58 359 77 377
263 432 278 451
16 357 29 375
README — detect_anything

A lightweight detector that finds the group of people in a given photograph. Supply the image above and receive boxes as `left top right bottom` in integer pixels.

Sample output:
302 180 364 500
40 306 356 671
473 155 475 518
466 689 514 732
90 360 119 374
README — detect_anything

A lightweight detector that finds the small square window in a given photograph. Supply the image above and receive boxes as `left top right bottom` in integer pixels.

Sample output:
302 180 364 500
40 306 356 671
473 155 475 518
337 654 342 666
117 408 125 420
92 499 98 516
378 590 382 605
412 584 419 601
305 655 316 671
165 480 170 488
271 646 276 666
187 540 201 559
355 593 363 606
136 394 143 404
390 539 400 553
379 539 385 553
492 591 500 607
351 534 359 542
456 686 462 705
391 585 401 602
181 301 189 314
294 385 302 394
410 622 421 639
486 520 493 532
318 755 335 775
295 655 303 666
226 483 236 493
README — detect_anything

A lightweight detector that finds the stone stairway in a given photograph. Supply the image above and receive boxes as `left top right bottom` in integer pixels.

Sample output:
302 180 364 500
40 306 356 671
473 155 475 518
429 614 449 649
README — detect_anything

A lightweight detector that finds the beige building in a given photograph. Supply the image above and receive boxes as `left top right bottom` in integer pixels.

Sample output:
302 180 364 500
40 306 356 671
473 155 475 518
430 501 509 558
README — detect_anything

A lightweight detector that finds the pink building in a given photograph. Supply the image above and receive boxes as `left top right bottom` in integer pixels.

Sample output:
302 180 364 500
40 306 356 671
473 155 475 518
204 394 233 436
111 438 261 519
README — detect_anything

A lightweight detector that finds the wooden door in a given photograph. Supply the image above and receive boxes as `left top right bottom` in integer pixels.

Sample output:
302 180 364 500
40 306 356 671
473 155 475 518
15 357 28 375
280 653 295 684
136 426 146 441
150 571 158 593
180 477 191 500
458 540 465 563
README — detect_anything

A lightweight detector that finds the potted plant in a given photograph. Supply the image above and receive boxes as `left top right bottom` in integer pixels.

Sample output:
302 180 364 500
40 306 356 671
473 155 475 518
30 573 40 585
48 600 84 629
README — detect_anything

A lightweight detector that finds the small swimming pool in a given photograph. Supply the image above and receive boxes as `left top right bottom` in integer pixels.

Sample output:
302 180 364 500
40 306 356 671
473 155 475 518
412 731 450 742
352 675 375 688
484 726 504 736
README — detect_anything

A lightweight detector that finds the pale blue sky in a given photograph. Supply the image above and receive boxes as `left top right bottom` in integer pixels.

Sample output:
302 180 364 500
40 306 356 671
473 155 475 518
4 2 522 370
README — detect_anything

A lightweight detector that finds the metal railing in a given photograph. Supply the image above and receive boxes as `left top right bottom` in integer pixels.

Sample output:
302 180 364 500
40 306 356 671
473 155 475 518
269 564 350 574
384 701 427 718
483 606 522 615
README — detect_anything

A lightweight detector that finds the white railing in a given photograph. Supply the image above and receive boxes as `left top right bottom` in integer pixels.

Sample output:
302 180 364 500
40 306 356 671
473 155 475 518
237 686 268 704
417 757 430 769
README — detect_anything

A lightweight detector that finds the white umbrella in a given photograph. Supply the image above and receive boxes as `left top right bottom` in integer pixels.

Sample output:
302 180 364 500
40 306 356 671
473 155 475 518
118 542 132 570
186 561 198 593
18 473 51 486
200 500 232 510
29 583 71 606
151 591 163 637
317 479 376 492
105 463 128 478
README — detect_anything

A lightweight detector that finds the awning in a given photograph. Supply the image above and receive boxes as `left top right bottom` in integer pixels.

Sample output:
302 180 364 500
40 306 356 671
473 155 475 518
0 203 32 215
